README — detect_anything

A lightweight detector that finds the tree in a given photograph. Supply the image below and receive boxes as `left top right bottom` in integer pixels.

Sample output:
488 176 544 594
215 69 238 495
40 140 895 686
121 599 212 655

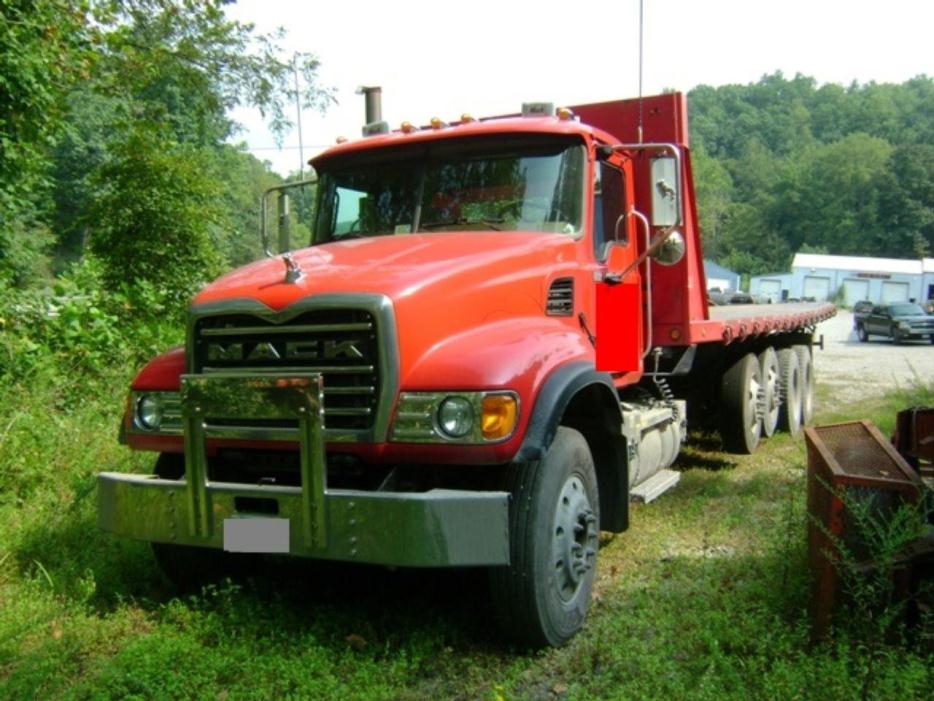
86 127 225 306
0 0 90 283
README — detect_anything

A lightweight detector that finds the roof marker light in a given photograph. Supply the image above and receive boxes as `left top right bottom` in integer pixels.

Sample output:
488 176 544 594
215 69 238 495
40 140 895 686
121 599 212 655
429 117 447 130
556 107 574 121
400 121 417 134
335 136 348 144
460 113 476 123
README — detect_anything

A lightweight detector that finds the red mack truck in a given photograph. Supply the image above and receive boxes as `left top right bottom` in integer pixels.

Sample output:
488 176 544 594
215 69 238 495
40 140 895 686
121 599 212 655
98 91 835 646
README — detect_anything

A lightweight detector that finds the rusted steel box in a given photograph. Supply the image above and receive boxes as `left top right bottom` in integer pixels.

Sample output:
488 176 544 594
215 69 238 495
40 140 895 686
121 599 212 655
804 420 923 639
893 407 934 474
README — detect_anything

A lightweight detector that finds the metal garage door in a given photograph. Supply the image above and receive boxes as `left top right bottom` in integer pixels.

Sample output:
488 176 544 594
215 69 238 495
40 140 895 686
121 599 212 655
759 279 782 303
842 278 870 306
803 276 831 301
881 281 909 303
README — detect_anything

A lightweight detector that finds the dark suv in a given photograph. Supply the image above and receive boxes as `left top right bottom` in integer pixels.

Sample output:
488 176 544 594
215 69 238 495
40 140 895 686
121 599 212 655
853 300 874 322
856 303 934 344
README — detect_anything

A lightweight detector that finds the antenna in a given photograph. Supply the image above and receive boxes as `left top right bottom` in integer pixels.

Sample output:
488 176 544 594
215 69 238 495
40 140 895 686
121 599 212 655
638 0 644 144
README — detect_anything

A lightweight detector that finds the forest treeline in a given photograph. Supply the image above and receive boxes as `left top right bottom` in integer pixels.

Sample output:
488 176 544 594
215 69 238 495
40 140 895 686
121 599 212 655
688 72 934 274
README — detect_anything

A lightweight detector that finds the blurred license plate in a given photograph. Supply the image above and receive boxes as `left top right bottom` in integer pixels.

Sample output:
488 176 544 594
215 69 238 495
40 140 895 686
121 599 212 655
223 517 290 553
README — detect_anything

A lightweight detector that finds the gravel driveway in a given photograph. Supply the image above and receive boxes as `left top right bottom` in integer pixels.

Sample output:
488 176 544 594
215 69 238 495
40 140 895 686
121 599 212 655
813 309 934 403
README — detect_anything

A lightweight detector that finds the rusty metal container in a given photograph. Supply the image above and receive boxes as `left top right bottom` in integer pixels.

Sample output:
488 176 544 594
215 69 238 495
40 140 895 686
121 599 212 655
804 420 923 639
893 407 934 477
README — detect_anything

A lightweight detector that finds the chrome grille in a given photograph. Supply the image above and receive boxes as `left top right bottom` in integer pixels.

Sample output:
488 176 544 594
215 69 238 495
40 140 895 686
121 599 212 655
192 310 379 430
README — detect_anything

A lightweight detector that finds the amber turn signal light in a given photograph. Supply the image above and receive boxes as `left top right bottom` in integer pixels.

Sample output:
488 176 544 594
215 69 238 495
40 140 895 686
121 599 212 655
481 394 518 440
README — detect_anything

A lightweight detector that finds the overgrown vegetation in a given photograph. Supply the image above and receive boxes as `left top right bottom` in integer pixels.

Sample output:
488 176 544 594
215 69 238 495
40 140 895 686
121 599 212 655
1 360 931 699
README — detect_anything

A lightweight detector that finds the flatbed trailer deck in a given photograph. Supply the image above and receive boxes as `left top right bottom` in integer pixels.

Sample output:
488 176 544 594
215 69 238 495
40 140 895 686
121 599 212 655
704 302 836 344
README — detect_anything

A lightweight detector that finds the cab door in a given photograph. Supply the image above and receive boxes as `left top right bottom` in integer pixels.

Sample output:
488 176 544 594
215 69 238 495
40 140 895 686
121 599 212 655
592 153 643 376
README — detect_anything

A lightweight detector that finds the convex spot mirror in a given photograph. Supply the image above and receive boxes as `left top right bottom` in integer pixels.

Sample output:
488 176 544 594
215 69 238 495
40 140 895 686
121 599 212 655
650 230 686 266
650 156 680 227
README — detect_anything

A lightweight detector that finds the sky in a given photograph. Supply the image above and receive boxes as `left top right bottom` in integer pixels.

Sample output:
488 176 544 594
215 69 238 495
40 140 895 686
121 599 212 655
224 0 933 176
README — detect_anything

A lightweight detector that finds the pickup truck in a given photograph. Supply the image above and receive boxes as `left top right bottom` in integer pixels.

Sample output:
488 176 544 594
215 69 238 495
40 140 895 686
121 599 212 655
855 303 934 344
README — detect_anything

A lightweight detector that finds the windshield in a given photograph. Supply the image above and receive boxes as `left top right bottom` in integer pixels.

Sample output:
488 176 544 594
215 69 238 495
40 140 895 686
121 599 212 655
889 303 926 315
312 136 586 242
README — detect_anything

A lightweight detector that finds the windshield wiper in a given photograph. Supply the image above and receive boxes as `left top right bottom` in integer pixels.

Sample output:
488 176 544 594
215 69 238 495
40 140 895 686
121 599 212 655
419 217 504 231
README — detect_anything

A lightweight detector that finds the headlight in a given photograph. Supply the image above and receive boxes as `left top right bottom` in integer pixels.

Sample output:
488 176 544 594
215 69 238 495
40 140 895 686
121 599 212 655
438 397 474 438
391 391 519 443
130 391 182 433
136 394 164 430
899 322 911 330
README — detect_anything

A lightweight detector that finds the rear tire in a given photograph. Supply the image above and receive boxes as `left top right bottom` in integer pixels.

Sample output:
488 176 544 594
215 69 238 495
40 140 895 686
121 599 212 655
777 348 801 437
794 345 815 426
758 347 780 438
490 427 599 647
719 353 762 454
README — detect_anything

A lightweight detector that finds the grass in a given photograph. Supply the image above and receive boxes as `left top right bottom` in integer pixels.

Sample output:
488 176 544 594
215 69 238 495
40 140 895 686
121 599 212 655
1 369 932 700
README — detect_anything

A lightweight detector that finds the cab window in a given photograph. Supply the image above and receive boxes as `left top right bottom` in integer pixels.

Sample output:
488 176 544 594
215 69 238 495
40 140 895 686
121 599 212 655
592 160 626 260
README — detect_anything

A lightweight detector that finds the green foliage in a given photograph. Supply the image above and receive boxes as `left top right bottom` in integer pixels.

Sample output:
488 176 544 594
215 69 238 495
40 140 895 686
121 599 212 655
2 0 326 291
0 0 90 210
690 73 934 274
1 367 931 699
85 128 225 306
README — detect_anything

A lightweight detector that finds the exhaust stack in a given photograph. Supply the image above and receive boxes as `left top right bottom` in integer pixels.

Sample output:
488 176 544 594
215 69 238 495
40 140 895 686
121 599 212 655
358 86 389 136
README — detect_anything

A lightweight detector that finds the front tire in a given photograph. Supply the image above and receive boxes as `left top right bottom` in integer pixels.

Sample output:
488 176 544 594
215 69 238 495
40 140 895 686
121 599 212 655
150 454 244 591
490 427 599 647
856 324 868 342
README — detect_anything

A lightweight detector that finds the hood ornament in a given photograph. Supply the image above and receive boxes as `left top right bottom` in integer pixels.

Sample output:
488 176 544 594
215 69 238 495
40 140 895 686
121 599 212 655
282 253 304 284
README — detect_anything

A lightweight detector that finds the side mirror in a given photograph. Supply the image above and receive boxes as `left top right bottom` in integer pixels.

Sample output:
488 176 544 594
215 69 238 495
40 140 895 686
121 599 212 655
650 230 686 266
650 156 680 227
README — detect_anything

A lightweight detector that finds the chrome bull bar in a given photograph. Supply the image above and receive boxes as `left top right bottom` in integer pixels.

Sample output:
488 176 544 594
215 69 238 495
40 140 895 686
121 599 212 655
181 372 328 548
98 372 510 567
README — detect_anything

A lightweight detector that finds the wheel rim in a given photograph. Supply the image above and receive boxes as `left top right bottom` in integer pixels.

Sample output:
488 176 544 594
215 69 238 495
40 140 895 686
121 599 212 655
551 475 598 603
747 372 762 437
762 357 779 434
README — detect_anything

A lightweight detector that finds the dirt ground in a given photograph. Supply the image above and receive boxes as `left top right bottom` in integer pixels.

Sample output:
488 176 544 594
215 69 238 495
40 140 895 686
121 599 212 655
813 309 934 404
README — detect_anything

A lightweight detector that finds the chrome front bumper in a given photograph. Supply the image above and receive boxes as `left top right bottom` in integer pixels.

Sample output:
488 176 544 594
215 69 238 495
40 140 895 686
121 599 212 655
98 373 510 567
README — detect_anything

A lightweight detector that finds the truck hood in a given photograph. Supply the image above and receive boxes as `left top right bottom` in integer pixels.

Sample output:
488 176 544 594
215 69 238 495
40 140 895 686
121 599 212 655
194 231 577 313
192 232 587 387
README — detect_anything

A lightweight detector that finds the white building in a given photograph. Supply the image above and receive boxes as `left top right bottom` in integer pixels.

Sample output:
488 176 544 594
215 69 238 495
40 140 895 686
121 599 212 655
750 253 932 305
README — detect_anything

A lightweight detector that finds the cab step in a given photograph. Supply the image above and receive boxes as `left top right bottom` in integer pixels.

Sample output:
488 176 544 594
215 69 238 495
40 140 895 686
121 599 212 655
630 469 681 503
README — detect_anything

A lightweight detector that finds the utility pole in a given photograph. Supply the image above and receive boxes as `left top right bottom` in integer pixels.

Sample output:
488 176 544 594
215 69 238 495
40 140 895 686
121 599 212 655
293 54 305 181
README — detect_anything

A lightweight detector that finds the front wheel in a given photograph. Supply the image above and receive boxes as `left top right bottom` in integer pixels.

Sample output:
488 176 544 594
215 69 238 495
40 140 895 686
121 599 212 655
150 454 248 591
490 427 599 647
891 326 903 344
856 324 868 342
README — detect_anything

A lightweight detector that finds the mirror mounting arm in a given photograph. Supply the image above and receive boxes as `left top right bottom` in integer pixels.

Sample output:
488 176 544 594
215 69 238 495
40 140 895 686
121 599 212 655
261 177 318 257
